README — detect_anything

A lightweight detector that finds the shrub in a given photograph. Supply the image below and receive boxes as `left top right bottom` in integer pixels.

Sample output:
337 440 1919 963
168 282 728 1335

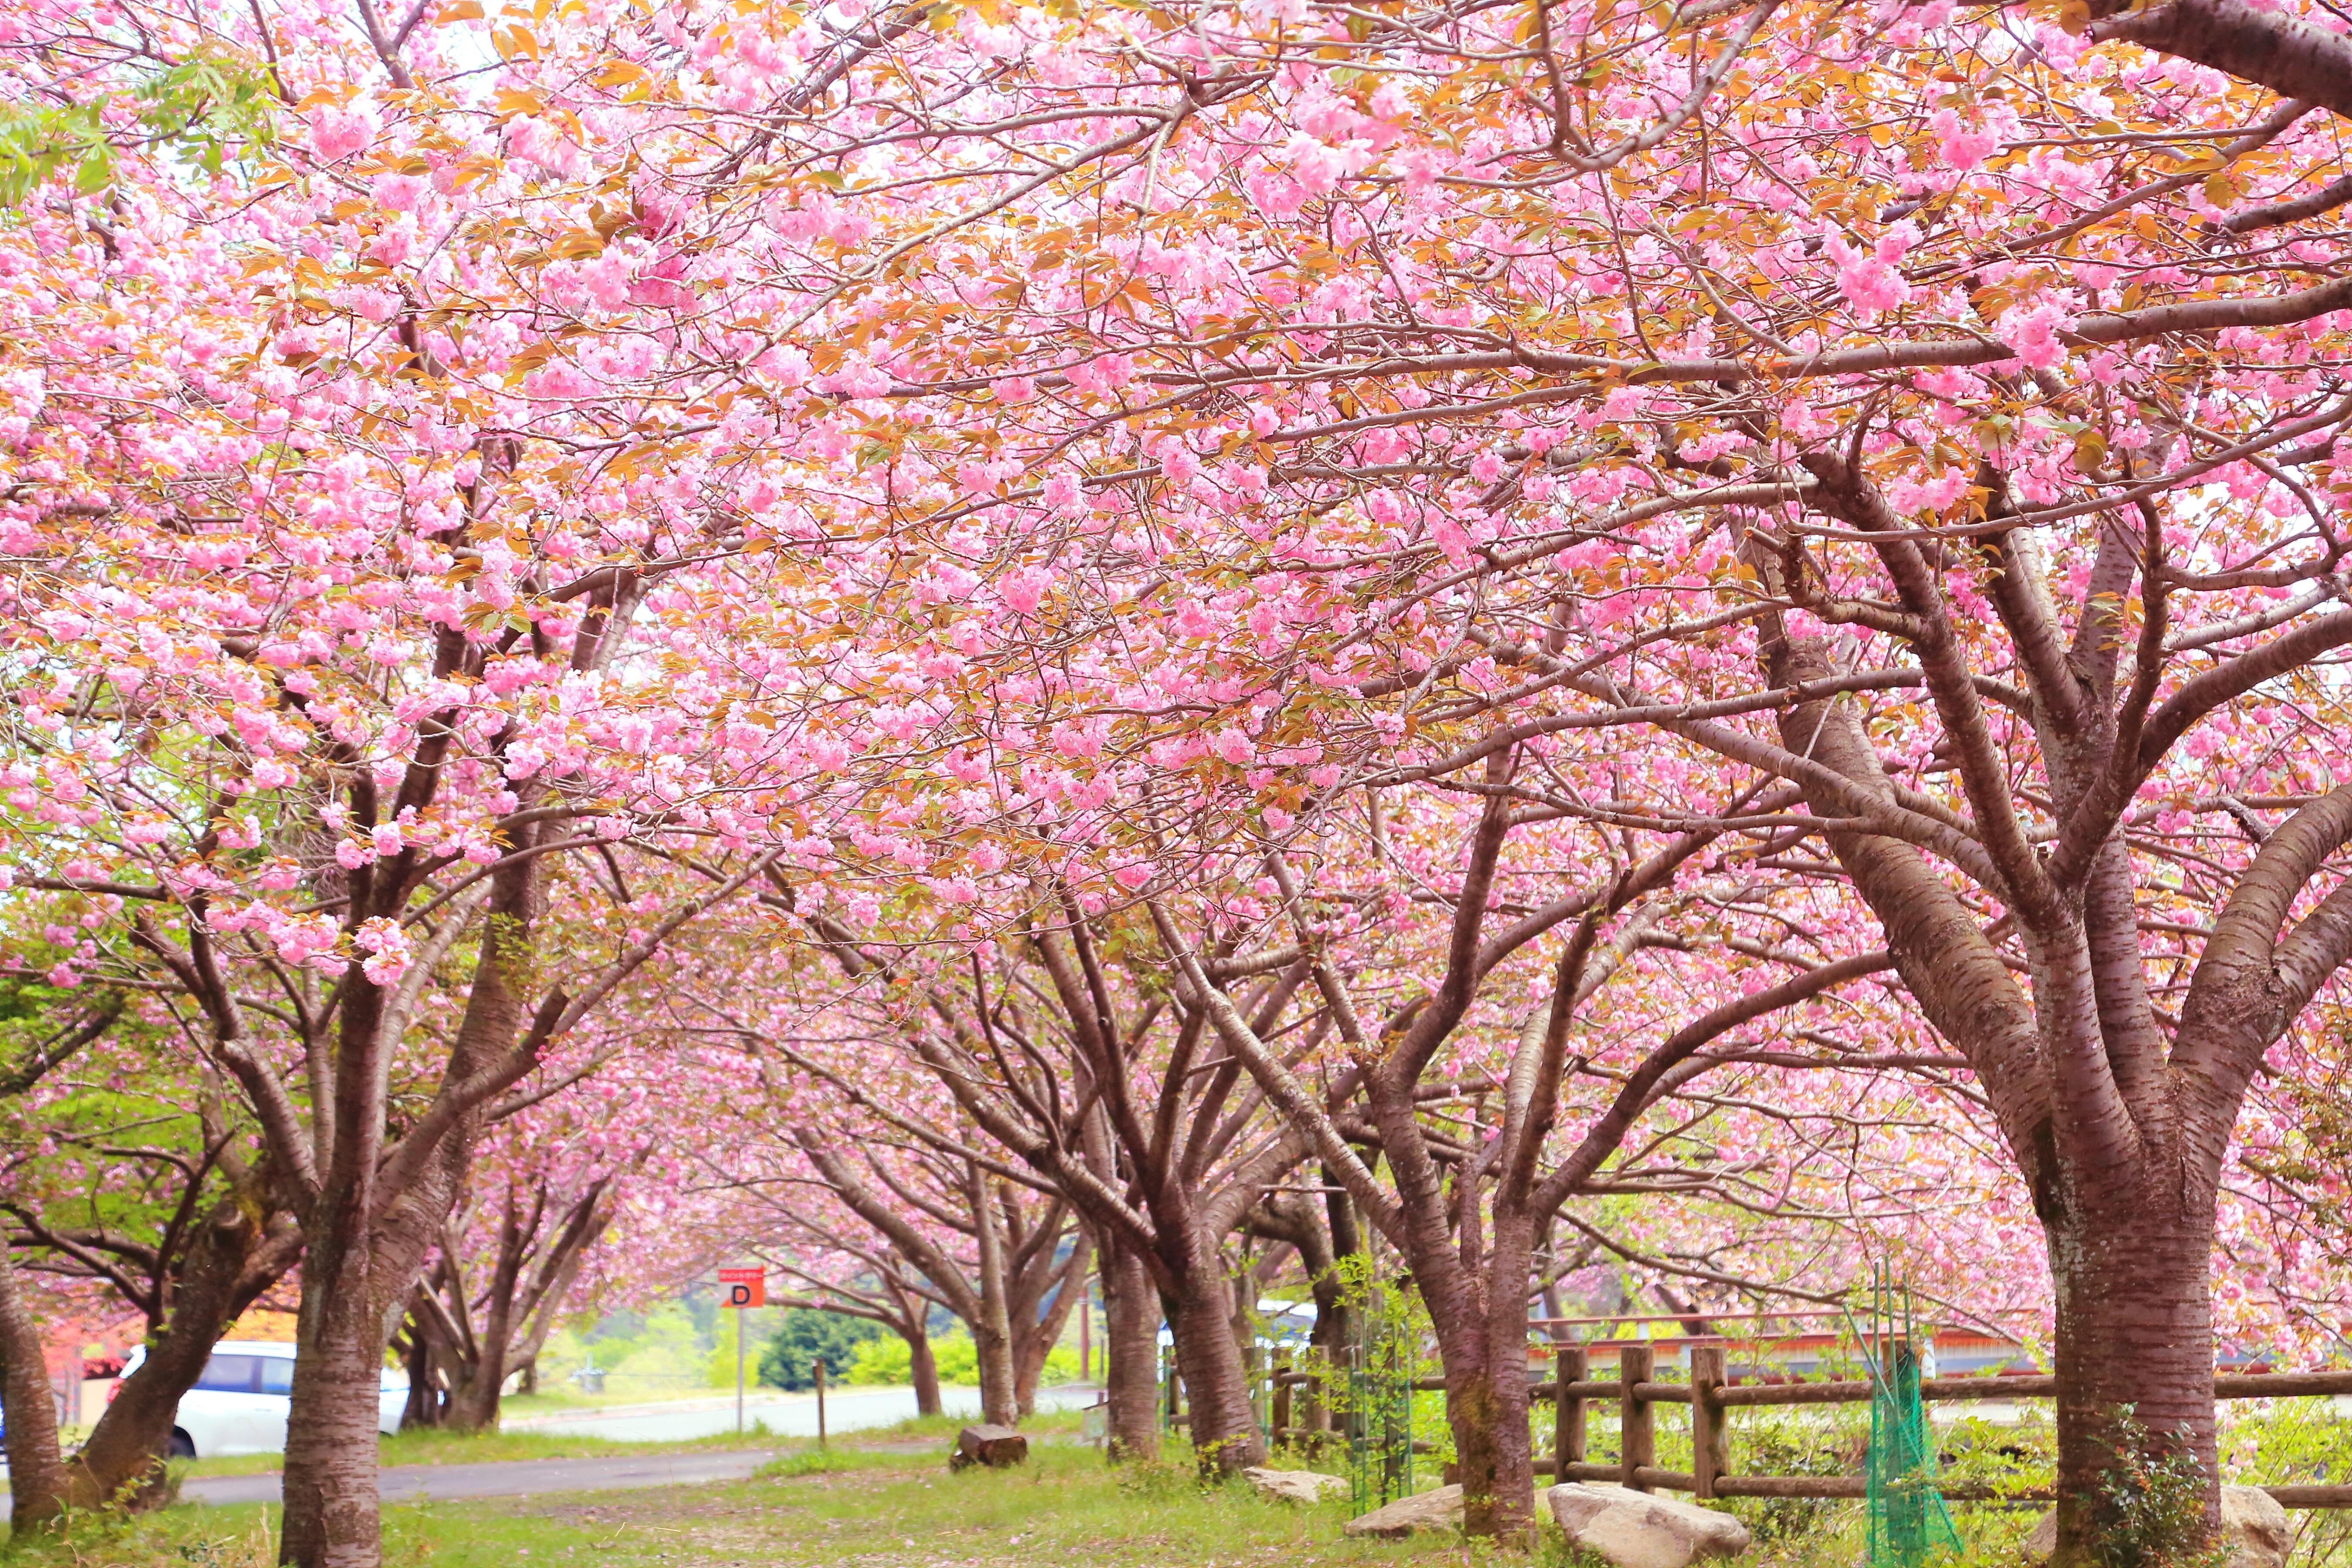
841 1332 1085 1388
757 1309 885 1392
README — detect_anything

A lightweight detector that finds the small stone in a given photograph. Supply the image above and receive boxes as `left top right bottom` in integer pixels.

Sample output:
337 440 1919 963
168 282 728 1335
950 1424 1029 1470
2024 1486 2290 1568
1244 1467 1348 1504
1546 1482 1753 1568
1344 1483 1463 1538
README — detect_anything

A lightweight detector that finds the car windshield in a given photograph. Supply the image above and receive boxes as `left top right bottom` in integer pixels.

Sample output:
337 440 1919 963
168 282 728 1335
195 1354 260 1393
194 1353 296 1395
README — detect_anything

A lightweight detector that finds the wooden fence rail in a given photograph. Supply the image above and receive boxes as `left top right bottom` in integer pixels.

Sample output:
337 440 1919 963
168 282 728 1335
1257 1346 2352 1509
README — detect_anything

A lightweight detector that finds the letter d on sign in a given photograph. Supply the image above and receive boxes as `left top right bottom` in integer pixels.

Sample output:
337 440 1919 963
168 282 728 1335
716 1266 766 1435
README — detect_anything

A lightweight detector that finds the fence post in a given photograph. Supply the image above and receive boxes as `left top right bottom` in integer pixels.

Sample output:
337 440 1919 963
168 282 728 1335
1556 1344 1587 1477
1620 1343 1655 1492
1273 1349 1293 1444
1690 1345 1726 1500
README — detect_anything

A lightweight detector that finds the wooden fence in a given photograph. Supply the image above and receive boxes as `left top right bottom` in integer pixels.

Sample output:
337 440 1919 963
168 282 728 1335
1251 1345 2352 1509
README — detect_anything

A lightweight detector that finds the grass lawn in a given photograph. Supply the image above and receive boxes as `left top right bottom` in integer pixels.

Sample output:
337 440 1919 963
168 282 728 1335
3 1442 1474 1568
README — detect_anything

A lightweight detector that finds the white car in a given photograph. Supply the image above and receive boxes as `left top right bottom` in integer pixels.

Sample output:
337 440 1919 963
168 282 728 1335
119 1340 406 1459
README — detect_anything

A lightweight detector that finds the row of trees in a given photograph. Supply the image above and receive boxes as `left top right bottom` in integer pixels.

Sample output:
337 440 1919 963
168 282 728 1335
3 0 2352 1561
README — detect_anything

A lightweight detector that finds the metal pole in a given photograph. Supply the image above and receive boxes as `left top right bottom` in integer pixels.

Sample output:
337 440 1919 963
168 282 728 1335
736 1307 746 1436
816 1356 828 1449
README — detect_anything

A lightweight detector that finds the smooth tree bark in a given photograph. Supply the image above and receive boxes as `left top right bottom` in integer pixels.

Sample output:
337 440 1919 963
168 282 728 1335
907 1315 943 1416
2084 0 2352 119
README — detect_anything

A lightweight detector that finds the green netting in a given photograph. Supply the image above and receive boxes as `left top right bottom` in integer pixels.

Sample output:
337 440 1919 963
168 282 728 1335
1347 1287 1414 1514
1855 1277 1962 1568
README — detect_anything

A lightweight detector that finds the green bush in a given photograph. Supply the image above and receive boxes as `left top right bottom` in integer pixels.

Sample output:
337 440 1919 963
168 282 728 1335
841 1331 1083 1387
2088 1410 2229 1568
1720 1413 1867 1549
757 1309 885 1392
844 1335 914 1385
2223 1399 2352 1568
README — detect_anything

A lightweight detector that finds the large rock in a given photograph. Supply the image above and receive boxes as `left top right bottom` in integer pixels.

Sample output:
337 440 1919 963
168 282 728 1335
1245 1467 1348 1504
2025 1487 2290 1568
1345 1484 1463 1538
1546 1483 1754 1568
949 1424 1029 1470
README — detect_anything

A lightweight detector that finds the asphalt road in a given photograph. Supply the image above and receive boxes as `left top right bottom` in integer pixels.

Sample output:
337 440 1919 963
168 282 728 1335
177 1385 1104 1506
185 1448 780 1507
504 1383 1098 1443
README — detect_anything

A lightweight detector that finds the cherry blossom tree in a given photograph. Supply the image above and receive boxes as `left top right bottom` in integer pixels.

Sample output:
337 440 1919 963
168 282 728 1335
724 1108 1090 1424
712 909 1309 1472
7 0 2352 1561
0 988 300 1517
397 1078 660 1433
739 0 2352 1545
1158 794 1908 1538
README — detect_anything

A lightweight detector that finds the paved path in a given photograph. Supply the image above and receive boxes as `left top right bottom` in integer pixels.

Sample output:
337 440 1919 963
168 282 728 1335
185 1448 779 1507
504 1383 1098 1443
178 1385 1103 1506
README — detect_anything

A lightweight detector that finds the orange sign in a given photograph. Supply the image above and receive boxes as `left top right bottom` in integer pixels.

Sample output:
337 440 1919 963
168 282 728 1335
717 1267 764 1309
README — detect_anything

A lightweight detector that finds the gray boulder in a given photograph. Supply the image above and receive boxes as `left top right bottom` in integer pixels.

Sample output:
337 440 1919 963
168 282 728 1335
1244 1467 1348 1504
949 1424 1029 1470
1546 1483 1754 1568
2025 1487 2290 1568
1344 1483 1463 1538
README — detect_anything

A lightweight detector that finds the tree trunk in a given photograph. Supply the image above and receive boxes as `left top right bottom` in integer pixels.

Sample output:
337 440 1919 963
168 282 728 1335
1101 1242 1160 1461
280 1272 385 1568
281 844 544 1567
2047 1192 2221 1561
1456 1207 1538 1544
971 1167 1020 1427
441 1190 526 1435
1310 1169 1358 1370
1167 1264 1262 1475
68 1201 300 1513
440 1340 506 1434
402 1328 441 1430
0 1244 69 1534
280 1140 385 1568
1014 1229 1092 1418
906 1325 942 1417
439 1260 514 1435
